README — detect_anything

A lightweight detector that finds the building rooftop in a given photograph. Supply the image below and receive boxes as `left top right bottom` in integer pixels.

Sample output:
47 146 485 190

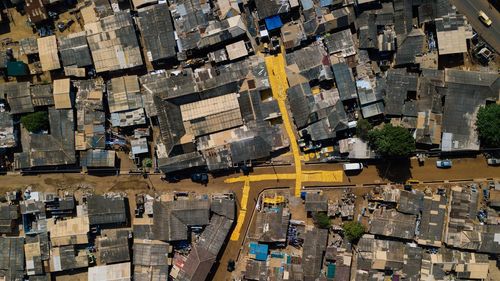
332 63 357 101
254 0 290 20
47 216 89 247
0 237 25 281
30 84 53 107
88 262 131 281
96 230 131 264
137 4 176 62
0 112 16 149
175 213 234 281
302 227 328 280
153 199 211 241
107 76 142 113
3 82 34 114
37 36 60 72
53 79 72 109
305 192 328 213
80 149 116 168
14 108 76 169
86 195 127 226
418 194 446 247
58 31 93 68
369 208 416 240
25 0 48 24
441 69 499 151
85 11 143 73
435 13 472 55
249 207 290 243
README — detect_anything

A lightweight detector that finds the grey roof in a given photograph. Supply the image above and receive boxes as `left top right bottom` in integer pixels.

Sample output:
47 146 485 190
97 235 130 264
0 111 16 148
0 237 25 281
3 82 33 114
168 0 209 51
441 70 499 151
287 83 313 128
14 108 76 169
393 0 413 40
358 13 377 49
303 228 328 280
54 245 89 271
87 195 127 226
369 208 416 240
250 207 290 243
356 236 421 280
74 79 106 150
332 63 357 101
153 199 210 241
211 198 236 221
30 84 54 107
155 99 186 156
254 0 290 19
176 214 233 281
157 151 206 174
132 224 155 240
418 0 455 23
245 259 267 281
305 193 328 212
286 44 333 81
324 29 356 57
384 69 418 116
0 205 19 234
133 242 170 266
418 194 446 246
397 190 423 215
58 31 93 67
80 150 115 168
28 274 50 281
137 4 176 61
395 28 425 65
230 136 272 163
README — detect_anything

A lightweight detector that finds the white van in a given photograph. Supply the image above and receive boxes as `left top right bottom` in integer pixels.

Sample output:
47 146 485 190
343 163 363 171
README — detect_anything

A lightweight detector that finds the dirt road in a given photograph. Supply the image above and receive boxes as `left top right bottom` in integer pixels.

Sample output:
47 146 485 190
1 155 498 280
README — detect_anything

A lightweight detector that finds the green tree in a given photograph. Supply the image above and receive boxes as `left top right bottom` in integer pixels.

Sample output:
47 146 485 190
313 212 331 229
342 221 365 243
21 111 49 133
476 104 500 148
356 119 373 141
368 124 415 158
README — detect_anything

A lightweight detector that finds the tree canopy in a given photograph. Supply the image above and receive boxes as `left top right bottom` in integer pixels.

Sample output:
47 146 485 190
476 104 500 148
21 111 49 133
343 221 365 243
313 212 331 229
368 124 415 158
356 119 372 141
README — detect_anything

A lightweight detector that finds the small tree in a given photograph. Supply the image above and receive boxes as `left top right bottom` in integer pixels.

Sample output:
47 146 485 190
476 104 500 148
368 124 415 158
356 119 372 141
21 111 49 133
343 221 365 243
313 212 331 229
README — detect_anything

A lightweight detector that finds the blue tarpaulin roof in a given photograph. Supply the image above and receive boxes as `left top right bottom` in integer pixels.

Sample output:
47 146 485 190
265 16 283 31
249 242 268 261
327 263 336 278
320 0 333 7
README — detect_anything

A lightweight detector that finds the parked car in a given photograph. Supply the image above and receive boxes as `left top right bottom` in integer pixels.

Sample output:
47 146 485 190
191 173 209 184
343 163 363 171
487 158 500 166
436 159 452 168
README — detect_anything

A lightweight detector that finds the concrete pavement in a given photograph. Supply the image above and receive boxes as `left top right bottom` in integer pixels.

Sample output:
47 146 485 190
451 0 500 52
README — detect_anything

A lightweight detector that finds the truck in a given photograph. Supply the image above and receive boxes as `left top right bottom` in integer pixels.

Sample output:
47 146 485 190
343 163 363 171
